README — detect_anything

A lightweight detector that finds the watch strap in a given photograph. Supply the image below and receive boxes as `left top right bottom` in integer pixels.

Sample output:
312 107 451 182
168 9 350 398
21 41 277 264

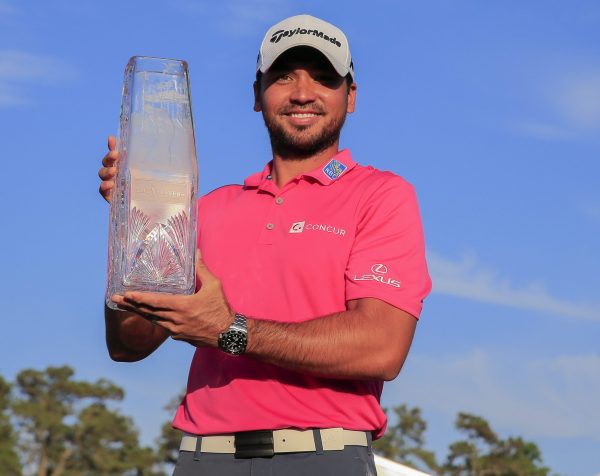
218 313 248 355
230 313 248 333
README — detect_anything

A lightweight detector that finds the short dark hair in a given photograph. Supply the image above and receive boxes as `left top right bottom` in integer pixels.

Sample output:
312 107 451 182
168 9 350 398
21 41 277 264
344 73 354 90
255 70 354 91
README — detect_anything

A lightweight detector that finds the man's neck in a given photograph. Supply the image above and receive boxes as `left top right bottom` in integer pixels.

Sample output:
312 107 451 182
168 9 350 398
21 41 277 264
270 142 340 188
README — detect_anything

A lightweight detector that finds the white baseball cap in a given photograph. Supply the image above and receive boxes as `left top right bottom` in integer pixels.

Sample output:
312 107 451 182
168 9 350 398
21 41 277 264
257 14 354 79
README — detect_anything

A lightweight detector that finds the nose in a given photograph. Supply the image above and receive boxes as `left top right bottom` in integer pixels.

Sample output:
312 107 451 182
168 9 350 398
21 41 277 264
289 73 317 105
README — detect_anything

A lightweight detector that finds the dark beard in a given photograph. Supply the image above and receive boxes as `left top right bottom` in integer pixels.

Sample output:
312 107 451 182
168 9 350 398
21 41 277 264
262 109 347 160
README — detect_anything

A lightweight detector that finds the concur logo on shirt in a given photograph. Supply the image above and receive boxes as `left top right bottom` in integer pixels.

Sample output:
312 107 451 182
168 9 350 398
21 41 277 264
289 221 346 236
322 159 347 180
289 221 306 233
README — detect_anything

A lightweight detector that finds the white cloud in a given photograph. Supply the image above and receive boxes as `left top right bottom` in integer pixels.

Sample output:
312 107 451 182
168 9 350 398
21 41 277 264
0 1 16 16
0 50 76 81
390 350 600 440
513 68 600 141
428 251 600 322
510 120 572 141
552 71 600 129
0 50 77 107
0 82 27 106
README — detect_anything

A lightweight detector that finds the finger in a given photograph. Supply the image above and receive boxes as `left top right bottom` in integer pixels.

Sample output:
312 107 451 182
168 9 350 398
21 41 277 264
98 166 117 180
99 180 114 192
111 295 176 321
107 135 117 151
152 319 177 336
122 291 183 313
99 182 113 202
102 150 119 167
110 295 147 316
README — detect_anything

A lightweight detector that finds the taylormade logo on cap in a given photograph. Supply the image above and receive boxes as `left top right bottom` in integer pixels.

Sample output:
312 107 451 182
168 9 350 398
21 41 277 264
270 28 342 48
257 14 354 79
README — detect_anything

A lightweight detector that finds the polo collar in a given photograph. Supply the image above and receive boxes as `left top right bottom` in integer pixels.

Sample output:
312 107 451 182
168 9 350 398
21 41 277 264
244 164 271 188
302 149 357 185
243 149 357 191
243 162 277 195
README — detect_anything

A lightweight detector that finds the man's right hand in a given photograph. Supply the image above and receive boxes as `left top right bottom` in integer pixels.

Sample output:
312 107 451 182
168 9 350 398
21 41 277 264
98 135 118 203
99 135 172 361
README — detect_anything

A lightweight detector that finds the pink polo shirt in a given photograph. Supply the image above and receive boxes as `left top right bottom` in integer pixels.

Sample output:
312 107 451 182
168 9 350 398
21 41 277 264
173 149 431 439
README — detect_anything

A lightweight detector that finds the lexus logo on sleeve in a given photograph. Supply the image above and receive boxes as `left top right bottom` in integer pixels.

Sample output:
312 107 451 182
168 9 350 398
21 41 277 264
371 264 388 274
353 263 401 288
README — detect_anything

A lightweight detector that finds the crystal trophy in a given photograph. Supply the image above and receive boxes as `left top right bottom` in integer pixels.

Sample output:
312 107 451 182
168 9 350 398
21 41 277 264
106 56 198 309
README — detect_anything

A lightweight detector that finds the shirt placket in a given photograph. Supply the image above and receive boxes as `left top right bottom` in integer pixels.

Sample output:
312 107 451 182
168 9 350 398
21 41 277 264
258 178 295 245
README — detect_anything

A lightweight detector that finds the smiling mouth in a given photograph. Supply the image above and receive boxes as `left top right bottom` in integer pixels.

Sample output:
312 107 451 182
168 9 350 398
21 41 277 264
288 113 320 118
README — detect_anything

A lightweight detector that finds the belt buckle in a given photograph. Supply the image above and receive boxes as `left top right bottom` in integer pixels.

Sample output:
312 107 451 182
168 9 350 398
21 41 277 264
234 430 274 458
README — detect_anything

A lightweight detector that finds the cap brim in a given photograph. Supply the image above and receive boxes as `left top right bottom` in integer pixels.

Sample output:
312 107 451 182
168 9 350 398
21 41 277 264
259 43 352 79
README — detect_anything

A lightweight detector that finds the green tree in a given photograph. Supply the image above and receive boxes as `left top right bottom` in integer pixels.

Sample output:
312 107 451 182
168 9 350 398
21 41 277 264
441 412 550 476
63 402 161 476
155 391 185 467
11 365 163 476
373 404 438 473
155 393 557 476
0 375 21 475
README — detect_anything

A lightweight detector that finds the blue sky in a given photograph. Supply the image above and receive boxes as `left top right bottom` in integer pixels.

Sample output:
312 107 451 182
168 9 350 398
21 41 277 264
0 1 599 475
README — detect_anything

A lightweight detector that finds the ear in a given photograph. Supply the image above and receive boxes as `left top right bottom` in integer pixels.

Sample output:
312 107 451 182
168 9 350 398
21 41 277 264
253 81 262 112
346 82 357 114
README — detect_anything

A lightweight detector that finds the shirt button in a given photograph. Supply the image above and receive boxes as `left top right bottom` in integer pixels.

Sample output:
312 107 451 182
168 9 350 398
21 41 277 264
275 197 284 205
266 174 272 180
266 223 275 230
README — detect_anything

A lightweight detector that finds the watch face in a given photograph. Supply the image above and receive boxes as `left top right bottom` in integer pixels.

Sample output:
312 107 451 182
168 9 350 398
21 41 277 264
219 330 248 355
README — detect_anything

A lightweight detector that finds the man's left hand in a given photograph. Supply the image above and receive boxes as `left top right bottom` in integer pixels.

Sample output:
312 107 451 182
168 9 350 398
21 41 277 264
111 252 234 347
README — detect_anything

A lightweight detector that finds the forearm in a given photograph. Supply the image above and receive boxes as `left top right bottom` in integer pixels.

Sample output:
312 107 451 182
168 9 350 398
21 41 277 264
245 298 416 381
104 305 169 362
109 273 418 379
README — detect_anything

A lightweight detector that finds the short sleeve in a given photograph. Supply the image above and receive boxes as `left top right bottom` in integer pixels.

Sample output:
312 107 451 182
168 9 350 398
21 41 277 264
345 173 432 318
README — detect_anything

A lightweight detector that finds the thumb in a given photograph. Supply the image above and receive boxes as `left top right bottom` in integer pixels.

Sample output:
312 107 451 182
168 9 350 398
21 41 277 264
107 135 117 151
195 249 216 285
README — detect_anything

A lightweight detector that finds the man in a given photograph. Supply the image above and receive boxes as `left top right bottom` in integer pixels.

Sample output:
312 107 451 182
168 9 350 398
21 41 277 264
98 14 431 476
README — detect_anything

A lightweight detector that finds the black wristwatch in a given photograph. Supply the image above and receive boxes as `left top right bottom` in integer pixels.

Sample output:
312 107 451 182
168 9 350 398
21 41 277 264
218 313 248 355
